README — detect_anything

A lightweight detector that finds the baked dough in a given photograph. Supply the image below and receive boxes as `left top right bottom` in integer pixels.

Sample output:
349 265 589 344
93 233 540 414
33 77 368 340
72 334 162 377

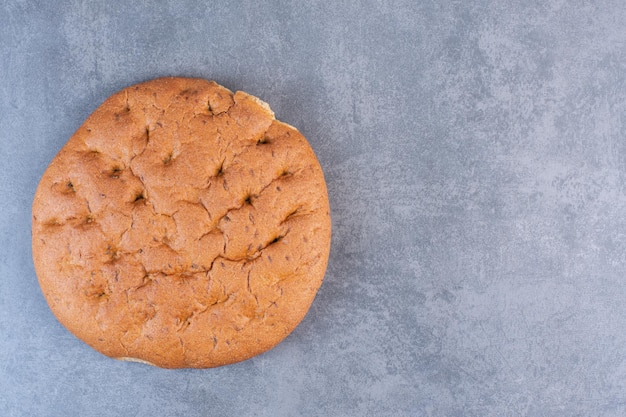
32 77 331 368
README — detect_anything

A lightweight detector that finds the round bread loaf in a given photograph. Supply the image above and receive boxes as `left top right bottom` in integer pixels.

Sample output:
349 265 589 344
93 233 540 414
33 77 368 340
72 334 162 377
32 77 331 368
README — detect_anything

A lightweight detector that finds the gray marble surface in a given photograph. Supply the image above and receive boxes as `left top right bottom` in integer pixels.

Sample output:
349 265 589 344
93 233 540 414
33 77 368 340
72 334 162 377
2 1 626 415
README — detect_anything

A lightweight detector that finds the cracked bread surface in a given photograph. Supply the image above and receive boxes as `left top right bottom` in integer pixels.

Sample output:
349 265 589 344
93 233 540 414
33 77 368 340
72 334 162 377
31 77 331 368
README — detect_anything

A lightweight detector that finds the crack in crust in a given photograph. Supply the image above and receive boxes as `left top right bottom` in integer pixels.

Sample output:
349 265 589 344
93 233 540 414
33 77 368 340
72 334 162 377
31 77 331 369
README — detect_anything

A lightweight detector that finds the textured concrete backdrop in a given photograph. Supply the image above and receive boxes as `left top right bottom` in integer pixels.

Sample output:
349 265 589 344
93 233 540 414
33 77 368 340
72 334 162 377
2 1 626 416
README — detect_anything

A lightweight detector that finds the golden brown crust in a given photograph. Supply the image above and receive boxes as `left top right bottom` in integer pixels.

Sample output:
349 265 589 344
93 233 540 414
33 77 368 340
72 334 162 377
32 77 331 368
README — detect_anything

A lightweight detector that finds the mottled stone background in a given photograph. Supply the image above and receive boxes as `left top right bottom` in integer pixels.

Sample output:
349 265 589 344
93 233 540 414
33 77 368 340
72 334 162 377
2 1 626 416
